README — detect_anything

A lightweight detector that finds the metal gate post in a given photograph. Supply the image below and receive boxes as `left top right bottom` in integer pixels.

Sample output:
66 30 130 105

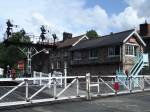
129 76 132 93
97 76 100 94
25 79 29 102
76 77 79 97
64 67 67 88
53 78 57 98
86 73 91 100
49 73 51 88
40 72 42 86
142 76 145 91
33 71 36 84
27 47 32 75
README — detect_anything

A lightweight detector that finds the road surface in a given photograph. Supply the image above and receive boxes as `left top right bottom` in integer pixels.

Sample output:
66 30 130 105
1 91 150 112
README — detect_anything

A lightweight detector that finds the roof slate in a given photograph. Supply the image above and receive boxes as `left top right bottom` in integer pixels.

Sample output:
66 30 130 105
70 29 134 51
57 35 84 48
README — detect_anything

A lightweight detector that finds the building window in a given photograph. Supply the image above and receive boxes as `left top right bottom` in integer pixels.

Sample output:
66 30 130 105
125 44 137 56
73 51 81 60
108 46 120 57
89 49 98 59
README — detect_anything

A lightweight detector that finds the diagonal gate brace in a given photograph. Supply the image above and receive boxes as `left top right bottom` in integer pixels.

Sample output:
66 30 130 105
0 81 25 101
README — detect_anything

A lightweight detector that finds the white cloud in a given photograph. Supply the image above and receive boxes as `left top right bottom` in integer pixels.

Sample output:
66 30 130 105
125 0 150 18
18 0 109 37
0 0 150 40
28 0 110 38
110 7 145 30
107 0 150 31
0 0 110 39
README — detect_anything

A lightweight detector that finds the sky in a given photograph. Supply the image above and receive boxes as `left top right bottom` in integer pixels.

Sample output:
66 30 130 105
0 0 149 40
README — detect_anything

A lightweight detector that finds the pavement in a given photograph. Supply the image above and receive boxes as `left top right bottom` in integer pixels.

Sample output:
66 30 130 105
1 91 150 112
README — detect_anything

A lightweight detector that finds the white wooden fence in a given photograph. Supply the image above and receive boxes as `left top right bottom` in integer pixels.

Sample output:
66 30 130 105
33 71 63 87
0 73 150 107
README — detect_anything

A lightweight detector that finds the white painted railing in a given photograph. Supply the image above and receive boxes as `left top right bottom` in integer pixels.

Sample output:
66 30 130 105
0 75 86 107
0 73 150 107
33 71 63 87
89 75 150 97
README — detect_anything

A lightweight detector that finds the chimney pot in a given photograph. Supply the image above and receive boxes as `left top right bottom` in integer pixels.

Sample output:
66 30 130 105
139 22 149 36
63 32 72 41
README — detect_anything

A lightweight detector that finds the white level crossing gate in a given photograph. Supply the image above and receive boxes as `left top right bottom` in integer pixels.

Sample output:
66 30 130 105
33 71 63 87
0 73 150 107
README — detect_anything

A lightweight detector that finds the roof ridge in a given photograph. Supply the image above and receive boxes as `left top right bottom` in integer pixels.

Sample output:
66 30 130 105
71 29 136 51
101 29 135 38
82 29 135 41
73 34 85 38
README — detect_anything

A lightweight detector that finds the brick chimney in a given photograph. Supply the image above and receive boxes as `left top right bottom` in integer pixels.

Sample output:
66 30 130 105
63 32 72 41
139 20 150 36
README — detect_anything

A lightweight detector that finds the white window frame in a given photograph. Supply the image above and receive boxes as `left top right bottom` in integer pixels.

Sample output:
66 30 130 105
89 49 98 59
108 46 120 57
125 43 139 57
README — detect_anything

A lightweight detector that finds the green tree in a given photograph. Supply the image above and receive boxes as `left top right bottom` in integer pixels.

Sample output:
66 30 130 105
0 31 30 75
8 31 30 43
86 30 99 39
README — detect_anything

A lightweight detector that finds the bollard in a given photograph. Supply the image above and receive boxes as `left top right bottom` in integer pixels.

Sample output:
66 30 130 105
86 73 91 100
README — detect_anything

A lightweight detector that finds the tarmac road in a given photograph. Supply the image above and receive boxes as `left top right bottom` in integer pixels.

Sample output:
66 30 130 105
1 91 150 112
